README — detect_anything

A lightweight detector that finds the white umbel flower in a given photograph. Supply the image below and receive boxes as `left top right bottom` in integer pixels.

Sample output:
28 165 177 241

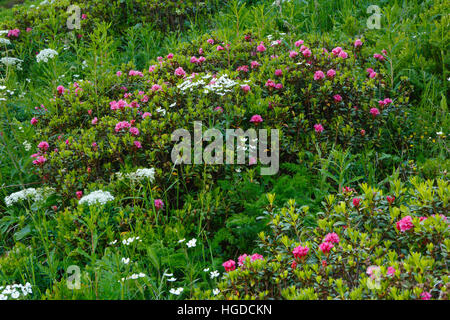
169 287 183 295
36 48 58 63
0 57 23 69
117 168 155 183
4 187 54 207
78 190 114 206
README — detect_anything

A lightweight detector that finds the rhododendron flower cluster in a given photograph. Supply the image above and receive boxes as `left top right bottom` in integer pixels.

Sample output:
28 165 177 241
222 260 236 272
396 216 414 232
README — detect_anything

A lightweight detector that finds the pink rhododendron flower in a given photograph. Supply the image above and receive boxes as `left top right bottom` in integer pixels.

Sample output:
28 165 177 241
81 14 87 20
293 245 309 259
338 51 348 59
116 71 122 77
250 61 260 69
241 84 251 93
222 260 236 272
133 141 142 149
57 85 65 95
275 69 283 76
142 112 152 119
26 27 32 32
323 232 339 244
256 42 266 52
265 79 276 87
7 29 20 37
370 108 380 116
76 191 83 200
366 266 380 279
289 50 298 58
387 266 396 276
148 65 157 73
396 216 414 232
238 254 248 266
250 114 263 124
327 69 336 78
216 45 224 51
295 40 304 47
275 83 283 90
314 124 324 133
421 292 431 300
333 94 342 102
369 71 377 78
115 121 131 132
128 70 143 77
251 253 263 262
314 70 325 80
33 156 47 165
91 117 98 125
167 53 174 59
151 84 162 91
207 38 214 44
352 198 361 208
332 47 342 56
354 39 363 47
129 127 139 136
319 242 334 254
249 157 257 165
214 106 223 113
302 48 311 57
154 199 164 210
174 67 186 77
374 53 385 61
387 196 395 204
38 141 49 151
31 117 38 125
237 65 249 72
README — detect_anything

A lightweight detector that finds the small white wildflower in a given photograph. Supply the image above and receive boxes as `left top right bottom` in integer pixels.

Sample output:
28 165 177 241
213 288 220 296
203 268 210 272
178 238 186 243
36 48 58 63
169 287 183 295
0 38 11 45
23 141 32 151
121 258 130 264
78 190 114 206
186 238 197 248
167 277 177 282
0 57 23 70
210 270 220 279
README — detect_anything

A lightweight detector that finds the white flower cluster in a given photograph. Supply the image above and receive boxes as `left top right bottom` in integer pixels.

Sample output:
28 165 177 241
203 74 240 95
119 273 146 282
36 48 58 63
117 168 156 183
122 236 141 246
23 140 32 151
178 73 246 96
169 287 184 295
186 238 197 248
0 57 23 70
78 190 114 206
4 187 53 207
0 38 11 45
0 282 32 300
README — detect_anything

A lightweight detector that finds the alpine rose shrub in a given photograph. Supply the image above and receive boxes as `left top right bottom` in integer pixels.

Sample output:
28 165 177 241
31 33 411 202
203 177 449 300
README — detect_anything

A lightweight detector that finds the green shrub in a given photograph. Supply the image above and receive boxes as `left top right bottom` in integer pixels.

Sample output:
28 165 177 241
203 176 449 300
